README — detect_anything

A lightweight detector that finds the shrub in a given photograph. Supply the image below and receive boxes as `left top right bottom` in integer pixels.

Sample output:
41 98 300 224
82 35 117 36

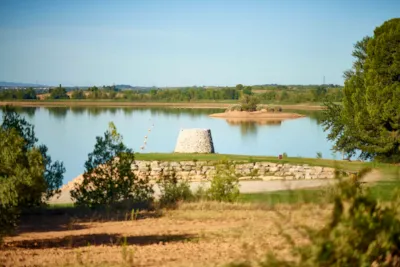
157 171 194 208
1 106 65 202
0 128 45 242
207 161 240 202
282 152 288 158
70 122 154 207
256 104 269 111
240 95 260 112
316 152 322 159
226 105 242 112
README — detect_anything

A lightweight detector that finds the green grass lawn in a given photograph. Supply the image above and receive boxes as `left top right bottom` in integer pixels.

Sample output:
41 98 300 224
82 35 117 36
134 152 377 172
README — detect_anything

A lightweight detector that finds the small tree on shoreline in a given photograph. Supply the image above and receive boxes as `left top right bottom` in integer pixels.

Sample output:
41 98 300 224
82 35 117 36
70 122 153 207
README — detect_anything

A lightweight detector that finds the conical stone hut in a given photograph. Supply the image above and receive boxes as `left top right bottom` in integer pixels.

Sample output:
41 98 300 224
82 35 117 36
174 128 215 153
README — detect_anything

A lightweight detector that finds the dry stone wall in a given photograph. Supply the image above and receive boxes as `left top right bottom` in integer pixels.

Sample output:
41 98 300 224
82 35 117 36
131 160 339 181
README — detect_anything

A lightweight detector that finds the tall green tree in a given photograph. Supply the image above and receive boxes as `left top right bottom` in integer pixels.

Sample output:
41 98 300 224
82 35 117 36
70 122 154 207
0 128 46 241
1 106 65 201
322 18 400 162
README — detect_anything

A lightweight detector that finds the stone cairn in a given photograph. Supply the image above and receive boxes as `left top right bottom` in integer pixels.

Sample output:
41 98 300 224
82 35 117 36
174 128 215 153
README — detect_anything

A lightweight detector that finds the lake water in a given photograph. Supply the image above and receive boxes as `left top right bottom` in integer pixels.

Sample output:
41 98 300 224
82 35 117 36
0 106 340 184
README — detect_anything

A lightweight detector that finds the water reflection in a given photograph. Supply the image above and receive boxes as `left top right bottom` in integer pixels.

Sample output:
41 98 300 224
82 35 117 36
70 106 87 115
42 106 225 119
225 119 283 137
292 109 324 125
47 107 69 119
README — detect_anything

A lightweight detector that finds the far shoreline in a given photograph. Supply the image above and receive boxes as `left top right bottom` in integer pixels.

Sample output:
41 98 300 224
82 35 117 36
0 100 326 110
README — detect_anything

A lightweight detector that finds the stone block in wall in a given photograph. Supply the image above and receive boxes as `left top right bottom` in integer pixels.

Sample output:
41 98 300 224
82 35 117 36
150 170 162 177
294 173 305 179
138 166 150 172
181 161 196 166
318 172 335 179
269 166 280 172
323 167 336 173
312 167 323 173
196 161 207 167
131 164 138 170
150 161 160 168
179 171 190 178
159 162 170 167
181 165 192 171
169 162 181 168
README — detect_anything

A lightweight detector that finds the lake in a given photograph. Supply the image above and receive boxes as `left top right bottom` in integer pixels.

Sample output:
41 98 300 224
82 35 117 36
0 106 340 184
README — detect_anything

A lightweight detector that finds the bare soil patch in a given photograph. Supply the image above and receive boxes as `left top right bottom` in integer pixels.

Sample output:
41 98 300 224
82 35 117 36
0 202 331 267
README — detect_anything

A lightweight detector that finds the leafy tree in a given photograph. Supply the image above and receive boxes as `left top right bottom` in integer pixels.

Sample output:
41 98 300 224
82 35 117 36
322 18 400 162
243 86 253 95
71 90 86 99
0 127 46 241
70 122 154 207
1 106 65 201
207 161 240 202
49 84 69 99
236 84 244 91
240 95 260 111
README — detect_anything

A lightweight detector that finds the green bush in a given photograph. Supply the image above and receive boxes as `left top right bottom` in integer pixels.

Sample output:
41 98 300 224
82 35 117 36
207 161 240 202
240 95 260 112
70 122 154 208
157 171 194 208
316 152 322 159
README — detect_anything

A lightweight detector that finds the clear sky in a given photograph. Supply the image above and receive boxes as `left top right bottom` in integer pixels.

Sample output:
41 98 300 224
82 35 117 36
0 0 398 87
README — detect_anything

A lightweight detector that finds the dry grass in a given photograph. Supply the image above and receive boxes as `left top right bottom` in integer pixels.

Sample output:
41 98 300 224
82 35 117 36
0 202 332 267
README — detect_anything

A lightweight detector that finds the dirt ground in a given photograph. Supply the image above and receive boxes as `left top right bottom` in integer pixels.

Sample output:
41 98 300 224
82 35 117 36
0 202 331 267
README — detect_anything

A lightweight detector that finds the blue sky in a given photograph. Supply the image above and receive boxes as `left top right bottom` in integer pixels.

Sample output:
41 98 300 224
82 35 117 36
0 0 398 87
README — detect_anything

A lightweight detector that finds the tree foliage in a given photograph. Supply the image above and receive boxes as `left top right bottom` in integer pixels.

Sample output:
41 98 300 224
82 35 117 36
0 88 37 100
70 122 154 207
1 106 65 201
322 18 400 162
240 95 260 111
0 128 45 241
71 90 86 99
49 84 69 99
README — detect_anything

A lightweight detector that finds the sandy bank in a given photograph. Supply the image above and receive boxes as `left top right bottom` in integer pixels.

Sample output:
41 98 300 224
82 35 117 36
209 111 306 120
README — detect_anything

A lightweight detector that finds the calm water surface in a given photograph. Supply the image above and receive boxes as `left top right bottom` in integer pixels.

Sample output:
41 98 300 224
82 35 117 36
1 107 339 184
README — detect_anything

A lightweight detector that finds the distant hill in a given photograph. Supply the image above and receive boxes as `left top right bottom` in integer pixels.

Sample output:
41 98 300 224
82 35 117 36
0 81 49 87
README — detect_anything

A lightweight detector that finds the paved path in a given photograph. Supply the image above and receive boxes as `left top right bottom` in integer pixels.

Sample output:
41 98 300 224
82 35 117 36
48 170 382 205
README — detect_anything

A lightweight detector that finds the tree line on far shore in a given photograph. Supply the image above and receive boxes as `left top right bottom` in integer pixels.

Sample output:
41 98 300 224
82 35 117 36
0 83 343 104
